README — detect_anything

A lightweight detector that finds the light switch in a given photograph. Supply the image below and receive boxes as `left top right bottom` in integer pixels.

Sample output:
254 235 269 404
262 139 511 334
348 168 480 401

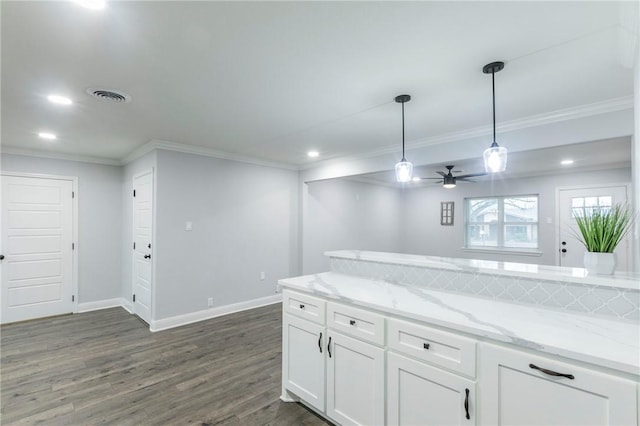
186 221 192 231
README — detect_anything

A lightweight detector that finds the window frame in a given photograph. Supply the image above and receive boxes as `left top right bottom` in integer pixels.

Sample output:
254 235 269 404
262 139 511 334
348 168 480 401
464 194 540 253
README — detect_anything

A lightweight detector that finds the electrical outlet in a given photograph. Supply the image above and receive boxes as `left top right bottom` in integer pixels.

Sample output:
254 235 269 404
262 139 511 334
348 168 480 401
207 297 213 307
260 272 266 281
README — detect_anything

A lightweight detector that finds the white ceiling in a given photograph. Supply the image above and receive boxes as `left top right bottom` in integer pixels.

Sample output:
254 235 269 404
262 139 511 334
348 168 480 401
1 1 635 166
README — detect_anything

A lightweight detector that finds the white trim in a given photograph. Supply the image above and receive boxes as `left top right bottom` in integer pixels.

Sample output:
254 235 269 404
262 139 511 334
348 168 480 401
1 172 79 315
3 96 632 172
78 298 125 313
149 294 283 332
120 299 134 314
1 147 121 166
554 182 632 267
300 96 634 171
122 139 299 171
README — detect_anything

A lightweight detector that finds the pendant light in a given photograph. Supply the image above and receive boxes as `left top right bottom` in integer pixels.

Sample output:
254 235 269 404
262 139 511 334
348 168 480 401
482 61 507 173
394 94 413 183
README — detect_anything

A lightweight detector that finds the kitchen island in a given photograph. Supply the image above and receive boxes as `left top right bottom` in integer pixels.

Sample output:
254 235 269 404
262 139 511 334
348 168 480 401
278 250 639 426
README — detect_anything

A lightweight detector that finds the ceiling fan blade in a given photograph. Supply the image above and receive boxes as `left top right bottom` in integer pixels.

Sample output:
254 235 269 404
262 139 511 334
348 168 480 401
418 177 443 180
456 172 487 179
457 178 477 183
435 171 446 177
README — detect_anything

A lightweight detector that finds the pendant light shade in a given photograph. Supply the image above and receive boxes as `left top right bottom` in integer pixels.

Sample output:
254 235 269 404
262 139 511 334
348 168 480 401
482 61 507 173
394 94 413 183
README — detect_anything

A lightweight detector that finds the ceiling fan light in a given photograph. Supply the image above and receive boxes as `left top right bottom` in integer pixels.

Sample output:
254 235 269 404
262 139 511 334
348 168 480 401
484 143 508 173
443 183 456 189
395 160 413 183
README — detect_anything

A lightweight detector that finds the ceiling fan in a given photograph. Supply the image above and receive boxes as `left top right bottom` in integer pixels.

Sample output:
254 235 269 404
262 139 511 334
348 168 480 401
415 165 487 188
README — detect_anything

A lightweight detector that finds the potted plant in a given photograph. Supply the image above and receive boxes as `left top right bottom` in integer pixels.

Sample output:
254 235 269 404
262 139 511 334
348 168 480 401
573 203 635 275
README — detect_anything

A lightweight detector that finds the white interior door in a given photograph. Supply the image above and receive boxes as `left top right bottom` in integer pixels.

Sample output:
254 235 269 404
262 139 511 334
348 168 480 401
1 175 74 323
558 185 630 271
132 170 153 324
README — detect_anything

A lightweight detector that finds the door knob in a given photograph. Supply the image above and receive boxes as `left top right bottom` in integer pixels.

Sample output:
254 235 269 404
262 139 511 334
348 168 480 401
561 241 567 245
144 254 151 259
561 249 567 253
0 254 4 260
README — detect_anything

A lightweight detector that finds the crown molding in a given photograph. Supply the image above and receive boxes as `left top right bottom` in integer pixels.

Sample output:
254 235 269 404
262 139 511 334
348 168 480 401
299 95 634 171
122 139 299 171
1 147 122 166
4 96 633 172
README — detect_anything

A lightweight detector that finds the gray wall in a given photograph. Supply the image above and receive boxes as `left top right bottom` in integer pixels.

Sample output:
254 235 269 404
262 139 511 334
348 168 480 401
1 154 123 303
153 150 299 320
121 151 157 308
302 178 401 274
400 168 632 265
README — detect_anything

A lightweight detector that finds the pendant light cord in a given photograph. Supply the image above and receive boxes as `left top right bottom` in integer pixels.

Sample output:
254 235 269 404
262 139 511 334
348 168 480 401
401 100 406 161
492 70 496 145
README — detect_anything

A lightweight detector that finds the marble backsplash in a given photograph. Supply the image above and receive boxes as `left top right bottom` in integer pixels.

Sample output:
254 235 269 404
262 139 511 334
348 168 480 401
329 257 639 321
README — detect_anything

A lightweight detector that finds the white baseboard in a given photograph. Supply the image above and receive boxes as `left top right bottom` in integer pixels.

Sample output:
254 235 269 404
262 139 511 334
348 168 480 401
120 299 134 314
77 298 125 313
149 294 282 332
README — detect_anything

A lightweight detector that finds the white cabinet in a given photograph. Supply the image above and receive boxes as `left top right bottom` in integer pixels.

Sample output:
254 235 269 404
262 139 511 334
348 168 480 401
388 352 476 426
327 331 385 425
480 343 638 426
282 314 326 411
282 291 385 425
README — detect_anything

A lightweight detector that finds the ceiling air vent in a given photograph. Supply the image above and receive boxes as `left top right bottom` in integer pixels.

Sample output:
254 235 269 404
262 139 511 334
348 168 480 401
86 87 131 103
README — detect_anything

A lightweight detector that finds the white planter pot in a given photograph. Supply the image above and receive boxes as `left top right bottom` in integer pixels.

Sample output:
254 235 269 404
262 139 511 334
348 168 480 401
583 252 616 275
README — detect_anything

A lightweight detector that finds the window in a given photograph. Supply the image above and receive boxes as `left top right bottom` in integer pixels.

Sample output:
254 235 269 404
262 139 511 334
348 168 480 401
571 195 611 218
465 195 538 250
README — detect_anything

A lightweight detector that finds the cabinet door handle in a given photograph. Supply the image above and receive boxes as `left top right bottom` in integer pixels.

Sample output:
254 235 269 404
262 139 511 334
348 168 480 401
464 388 470 420
318 332 323 353
299 304 305 309
349 320 356 326
328 336 332 358
529 363 574 380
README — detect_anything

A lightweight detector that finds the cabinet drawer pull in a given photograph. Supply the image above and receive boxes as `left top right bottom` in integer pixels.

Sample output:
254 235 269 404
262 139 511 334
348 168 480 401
529 363 574 380
299 304 305 309
464 388 470 420
349 319 356 326
328 337 332 358
423 342 430 350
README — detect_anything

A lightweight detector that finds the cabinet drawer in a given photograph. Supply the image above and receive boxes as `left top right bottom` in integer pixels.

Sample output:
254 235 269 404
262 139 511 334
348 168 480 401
327 302 385 346
388 318 476 377
283 291 326 325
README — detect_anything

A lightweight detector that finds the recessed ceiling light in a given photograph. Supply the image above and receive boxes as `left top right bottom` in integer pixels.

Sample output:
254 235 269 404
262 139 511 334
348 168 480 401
38 132 57 140
307 151 319 158
47 95 72 105
561 159 574 165
72 0 106 10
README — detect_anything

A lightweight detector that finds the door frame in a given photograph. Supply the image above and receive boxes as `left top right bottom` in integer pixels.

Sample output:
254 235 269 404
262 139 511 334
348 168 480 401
1 171 79 314
555 182 632 267
131 168 156 325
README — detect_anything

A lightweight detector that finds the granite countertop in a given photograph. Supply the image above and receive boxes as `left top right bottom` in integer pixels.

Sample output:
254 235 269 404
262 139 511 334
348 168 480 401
325 250 640 291
278 271 640 377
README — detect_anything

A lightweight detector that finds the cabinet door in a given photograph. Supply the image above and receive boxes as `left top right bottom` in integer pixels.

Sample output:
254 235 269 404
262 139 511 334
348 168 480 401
480 343 638 426
388 352 476 426
283 314 326 411
327 331 385 425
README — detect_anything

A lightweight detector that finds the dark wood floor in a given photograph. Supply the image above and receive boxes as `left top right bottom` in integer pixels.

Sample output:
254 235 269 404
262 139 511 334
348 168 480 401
1 304 330 425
